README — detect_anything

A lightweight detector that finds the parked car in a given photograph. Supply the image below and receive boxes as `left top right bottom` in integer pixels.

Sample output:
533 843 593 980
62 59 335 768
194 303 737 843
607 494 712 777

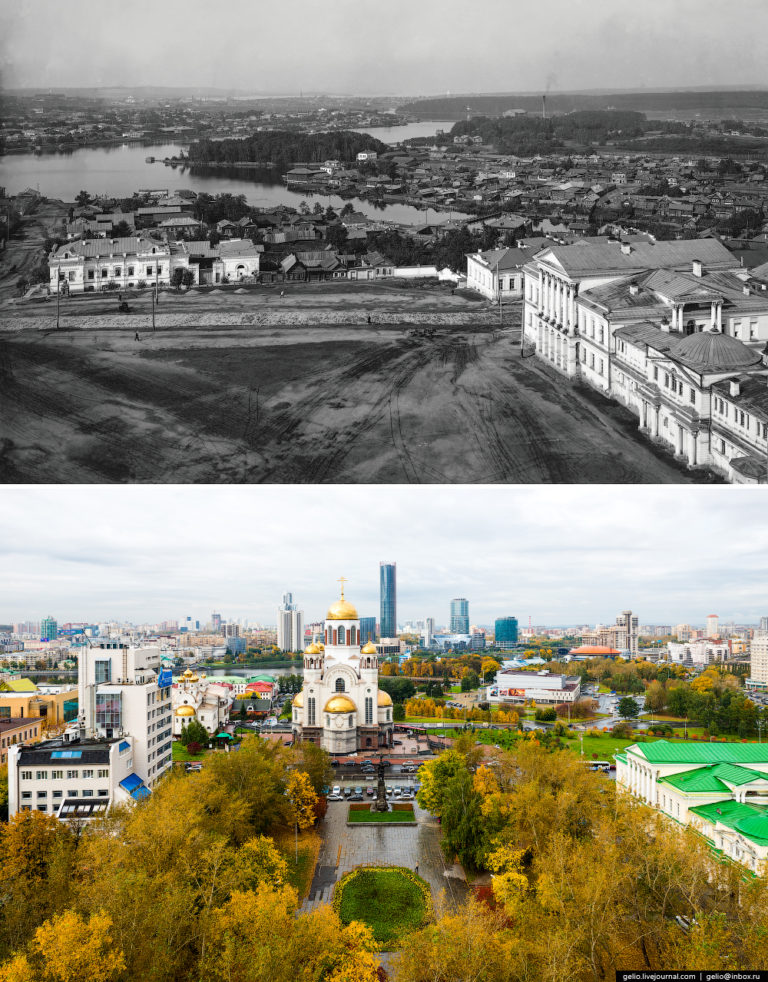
344 787 353 798
350 793 364 801
354 786 363 796
332 786 341 796
327 794 343 801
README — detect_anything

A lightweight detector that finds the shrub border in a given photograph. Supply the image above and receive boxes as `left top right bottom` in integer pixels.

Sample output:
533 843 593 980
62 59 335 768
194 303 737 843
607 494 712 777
333 864 434 942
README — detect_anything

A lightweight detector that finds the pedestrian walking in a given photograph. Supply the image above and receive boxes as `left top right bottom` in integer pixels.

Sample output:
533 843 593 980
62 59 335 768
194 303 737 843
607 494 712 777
367 315 371 324
135 332 140 342
415 862 419 876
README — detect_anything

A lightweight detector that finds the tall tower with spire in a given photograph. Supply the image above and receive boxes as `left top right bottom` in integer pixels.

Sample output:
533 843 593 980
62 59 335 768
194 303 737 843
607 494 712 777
291 579 393 754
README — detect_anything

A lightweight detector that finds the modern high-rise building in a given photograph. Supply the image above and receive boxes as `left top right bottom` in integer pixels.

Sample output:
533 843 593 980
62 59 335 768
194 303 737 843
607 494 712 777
450 599 469 634
759 616 768 633
495 617 519 648
277 592 304 652
41 616 58 642
211 612 222 633
359 617 377 644
706 614 720 639
615 610 639 656
379 563 397 638
747 633 768 689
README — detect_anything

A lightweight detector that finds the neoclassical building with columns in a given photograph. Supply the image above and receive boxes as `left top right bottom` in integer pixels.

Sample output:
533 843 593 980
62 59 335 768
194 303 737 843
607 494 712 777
522 237 768 482
616 740 768 875
291 583 394 754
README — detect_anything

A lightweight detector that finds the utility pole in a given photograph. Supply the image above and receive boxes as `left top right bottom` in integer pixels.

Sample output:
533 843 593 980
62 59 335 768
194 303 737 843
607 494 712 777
151 287 156 332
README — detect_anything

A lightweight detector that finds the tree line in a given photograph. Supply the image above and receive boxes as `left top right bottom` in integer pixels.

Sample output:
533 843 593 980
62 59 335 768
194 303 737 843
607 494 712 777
186 130 388 169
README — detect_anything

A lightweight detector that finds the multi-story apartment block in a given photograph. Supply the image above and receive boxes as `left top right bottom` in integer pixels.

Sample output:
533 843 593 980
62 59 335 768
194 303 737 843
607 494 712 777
522 238 768 483
747 633 768 690
7 641 173 821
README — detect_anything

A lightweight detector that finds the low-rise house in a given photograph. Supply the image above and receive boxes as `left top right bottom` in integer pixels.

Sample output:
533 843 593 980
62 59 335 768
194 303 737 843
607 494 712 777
466 246 531 300
170 238 261 285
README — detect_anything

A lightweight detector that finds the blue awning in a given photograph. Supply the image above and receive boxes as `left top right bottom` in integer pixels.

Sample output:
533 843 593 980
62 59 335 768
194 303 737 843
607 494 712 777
119 773 143 793
131 786 152 801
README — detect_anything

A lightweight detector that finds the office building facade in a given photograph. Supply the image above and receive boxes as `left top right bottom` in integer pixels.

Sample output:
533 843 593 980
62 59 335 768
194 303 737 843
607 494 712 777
41 616 58 641
450 598 469 634
495 617 519 648
379 563 397 639
359 617 377 644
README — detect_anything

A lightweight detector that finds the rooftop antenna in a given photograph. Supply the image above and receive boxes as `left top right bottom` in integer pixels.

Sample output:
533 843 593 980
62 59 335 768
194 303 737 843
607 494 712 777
542 95 546 121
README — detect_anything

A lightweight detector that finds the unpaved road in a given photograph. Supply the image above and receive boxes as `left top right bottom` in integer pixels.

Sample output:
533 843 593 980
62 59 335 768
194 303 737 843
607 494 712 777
0 290 716 484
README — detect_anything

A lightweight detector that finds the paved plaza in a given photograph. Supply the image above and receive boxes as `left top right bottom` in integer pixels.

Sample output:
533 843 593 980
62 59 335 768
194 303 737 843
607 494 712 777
302 798 468 913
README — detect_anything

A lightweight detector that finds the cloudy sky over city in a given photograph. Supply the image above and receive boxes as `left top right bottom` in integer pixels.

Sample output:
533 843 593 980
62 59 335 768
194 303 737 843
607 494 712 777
3 0 766 94
1 486 765 627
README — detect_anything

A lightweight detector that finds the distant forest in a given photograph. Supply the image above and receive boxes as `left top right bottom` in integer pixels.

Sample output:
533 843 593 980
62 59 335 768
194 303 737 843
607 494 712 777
399 90 768 119
443 112 768 156
186 130 388 170
447 110 655 153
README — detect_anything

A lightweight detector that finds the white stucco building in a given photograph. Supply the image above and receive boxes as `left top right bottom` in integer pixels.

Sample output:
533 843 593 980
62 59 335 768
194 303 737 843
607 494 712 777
49 236 171 293
522 238 768 483
291 583 394 753
616 741 768 875
466 247 529 301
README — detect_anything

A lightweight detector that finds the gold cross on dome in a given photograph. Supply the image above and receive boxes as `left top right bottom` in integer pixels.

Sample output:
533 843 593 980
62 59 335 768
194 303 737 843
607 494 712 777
337 576 347 600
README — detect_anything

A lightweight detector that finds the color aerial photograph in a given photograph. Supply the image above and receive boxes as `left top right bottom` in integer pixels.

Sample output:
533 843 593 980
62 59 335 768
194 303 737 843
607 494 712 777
0 483 767 981
1 1 768 981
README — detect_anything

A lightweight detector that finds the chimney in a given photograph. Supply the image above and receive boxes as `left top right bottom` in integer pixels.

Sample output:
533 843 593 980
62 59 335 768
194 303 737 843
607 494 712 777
621 242 631 255
660 317 670 333
729 379 741 398
629 282 639 296
692 259 703 277
743 285 750 296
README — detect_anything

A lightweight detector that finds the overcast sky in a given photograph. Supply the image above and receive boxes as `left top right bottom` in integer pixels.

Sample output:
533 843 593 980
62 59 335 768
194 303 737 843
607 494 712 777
2 0 766 95
1 486 766 628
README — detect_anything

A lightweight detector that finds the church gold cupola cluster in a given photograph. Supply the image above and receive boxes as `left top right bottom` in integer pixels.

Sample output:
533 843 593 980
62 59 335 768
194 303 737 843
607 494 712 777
291 579 394 753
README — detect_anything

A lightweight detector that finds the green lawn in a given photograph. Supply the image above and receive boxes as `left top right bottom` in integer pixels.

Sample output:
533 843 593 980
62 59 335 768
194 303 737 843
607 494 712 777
348 805 415 823
336 868 429 947
172 741 207 763
277 831 321 902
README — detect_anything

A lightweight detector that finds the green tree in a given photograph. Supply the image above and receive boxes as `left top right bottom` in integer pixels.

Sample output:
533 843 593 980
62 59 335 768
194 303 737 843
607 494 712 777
618 696 640 719
179 718 208 747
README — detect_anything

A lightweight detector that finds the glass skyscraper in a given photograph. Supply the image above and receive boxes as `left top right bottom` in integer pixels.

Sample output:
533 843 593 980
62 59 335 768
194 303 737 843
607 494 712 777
41 615 58 641
450 598 469 634
359 617 377 644
495 617 518 648
379 562 397 638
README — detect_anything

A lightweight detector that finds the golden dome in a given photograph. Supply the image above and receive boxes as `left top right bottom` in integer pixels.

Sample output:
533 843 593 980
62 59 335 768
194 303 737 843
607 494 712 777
324 695 357 714
326 598 359 621
175 705 196 717
317 642 325 650
361 641 377 655
377 690 392 707
292 691 304 708
189 674 199 682
183 668 193 677
305 643 321 655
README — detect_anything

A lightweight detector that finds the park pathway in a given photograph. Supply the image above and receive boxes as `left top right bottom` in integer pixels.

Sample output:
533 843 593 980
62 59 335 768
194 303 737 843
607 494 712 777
301 800 468 913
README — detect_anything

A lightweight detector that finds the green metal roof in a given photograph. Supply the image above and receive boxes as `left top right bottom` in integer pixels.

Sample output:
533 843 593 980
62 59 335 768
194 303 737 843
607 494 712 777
629 740 768 765
614 753 628 765
690 800 768 846
659 762 767 793
658 769 730 793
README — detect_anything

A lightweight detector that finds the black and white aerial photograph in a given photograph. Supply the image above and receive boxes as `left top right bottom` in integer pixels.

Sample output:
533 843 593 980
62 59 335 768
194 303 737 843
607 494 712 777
1 3 768 982
1 0 767 484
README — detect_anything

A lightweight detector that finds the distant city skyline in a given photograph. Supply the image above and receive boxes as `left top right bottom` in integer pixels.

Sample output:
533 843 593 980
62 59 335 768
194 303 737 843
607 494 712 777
1 486 766 626
2 0 766 94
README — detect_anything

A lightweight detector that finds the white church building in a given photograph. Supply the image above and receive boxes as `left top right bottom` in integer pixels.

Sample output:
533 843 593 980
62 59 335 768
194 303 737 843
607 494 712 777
291 582 394 754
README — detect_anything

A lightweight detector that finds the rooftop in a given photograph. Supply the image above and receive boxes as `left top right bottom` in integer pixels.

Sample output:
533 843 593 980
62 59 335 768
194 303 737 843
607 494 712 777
629 740 768 765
